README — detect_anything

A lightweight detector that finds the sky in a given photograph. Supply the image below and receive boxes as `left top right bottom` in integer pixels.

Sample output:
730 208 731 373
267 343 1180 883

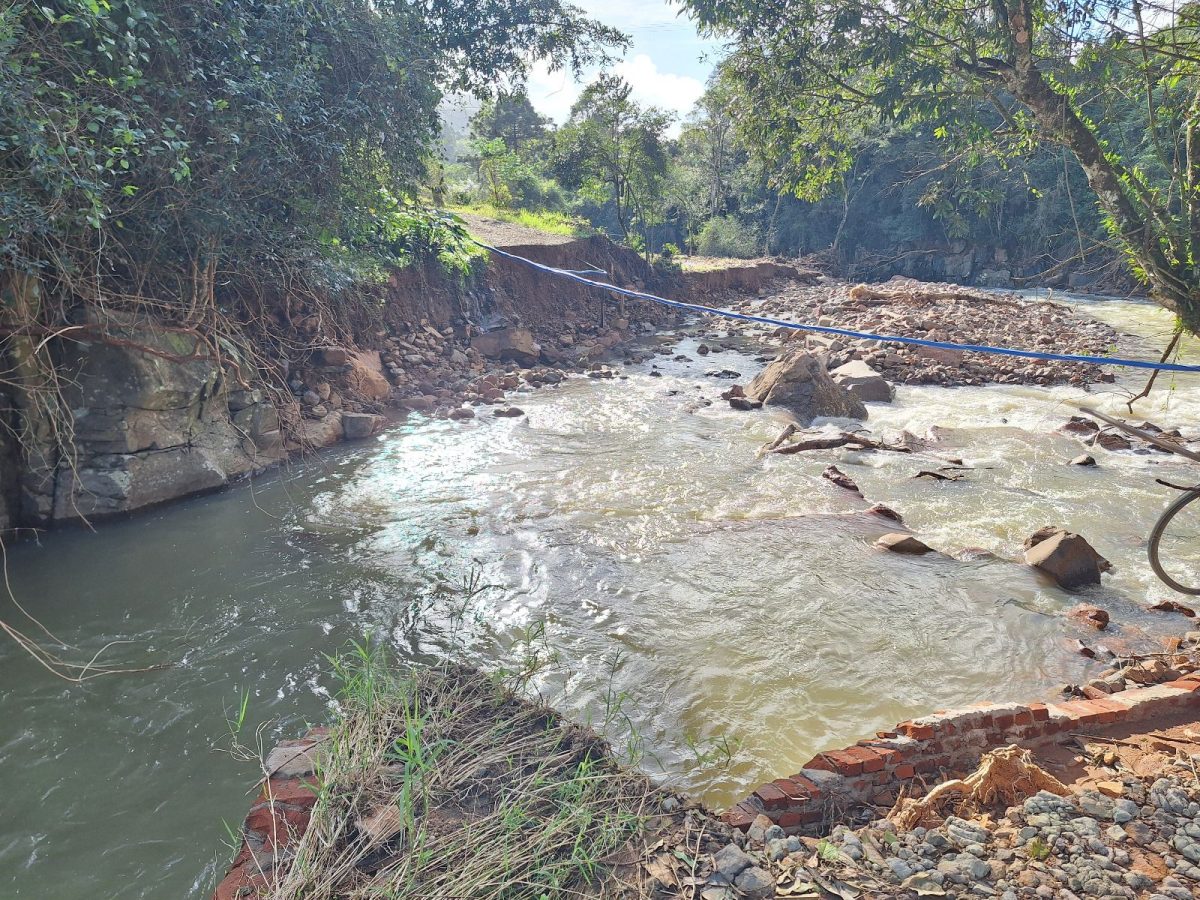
524 1 725 133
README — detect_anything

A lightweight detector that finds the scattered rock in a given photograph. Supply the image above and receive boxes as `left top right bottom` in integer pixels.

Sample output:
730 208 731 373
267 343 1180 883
728 396 763 411
876 533 934 555
448 407 476 421
1023 527 1113 590
713 843 753 880
830 359 894 402
493 407 525 418
733 866 774 900
1069 454 1097 466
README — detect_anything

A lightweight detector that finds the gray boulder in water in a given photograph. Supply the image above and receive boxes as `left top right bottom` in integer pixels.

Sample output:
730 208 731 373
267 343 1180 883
745 350 867 424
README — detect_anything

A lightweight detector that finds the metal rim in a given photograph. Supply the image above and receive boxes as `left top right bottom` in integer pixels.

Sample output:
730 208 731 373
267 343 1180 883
1149 488 1200 595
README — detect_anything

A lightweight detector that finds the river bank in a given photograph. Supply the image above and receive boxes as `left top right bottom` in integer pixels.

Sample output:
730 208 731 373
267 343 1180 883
216 633 1200 900
5 240 1200 897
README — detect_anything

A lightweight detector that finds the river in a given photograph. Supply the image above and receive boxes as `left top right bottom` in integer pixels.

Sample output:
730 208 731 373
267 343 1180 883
1 292 1197 898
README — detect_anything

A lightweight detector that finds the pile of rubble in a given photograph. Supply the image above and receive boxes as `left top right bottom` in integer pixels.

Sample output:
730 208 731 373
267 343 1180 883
707 277 1121 388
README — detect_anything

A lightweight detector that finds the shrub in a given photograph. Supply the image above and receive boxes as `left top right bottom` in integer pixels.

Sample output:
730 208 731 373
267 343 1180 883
695 217 761 258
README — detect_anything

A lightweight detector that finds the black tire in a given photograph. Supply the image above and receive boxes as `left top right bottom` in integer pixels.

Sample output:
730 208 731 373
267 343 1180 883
1149 488 1200 595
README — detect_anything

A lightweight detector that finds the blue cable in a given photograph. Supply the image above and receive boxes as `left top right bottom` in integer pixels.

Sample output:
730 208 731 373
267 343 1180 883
477 240 1200 375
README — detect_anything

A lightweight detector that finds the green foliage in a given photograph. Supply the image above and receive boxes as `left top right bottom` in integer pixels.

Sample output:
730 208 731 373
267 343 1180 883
696 216 760 258
553 75 671 246
681 0 1200 326
1 0 622 317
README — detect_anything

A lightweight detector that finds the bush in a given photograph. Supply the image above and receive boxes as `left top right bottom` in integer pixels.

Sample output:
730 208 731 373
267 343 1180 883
695 217 761 258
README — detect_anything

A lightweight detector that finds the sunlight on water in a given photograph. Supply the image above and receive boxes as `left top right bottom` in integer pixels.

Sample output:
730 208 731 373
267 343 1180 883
1 293 1199 897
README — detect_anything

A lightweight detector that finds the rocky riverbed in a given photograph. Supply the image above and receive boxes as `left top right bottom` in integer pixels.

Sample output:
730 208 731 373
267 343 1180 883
702 276 1123 388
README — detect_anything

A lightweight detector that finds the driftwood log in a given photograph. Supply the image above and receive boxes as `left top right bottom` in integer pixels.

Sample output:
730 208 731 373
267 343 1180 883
767 429 913 456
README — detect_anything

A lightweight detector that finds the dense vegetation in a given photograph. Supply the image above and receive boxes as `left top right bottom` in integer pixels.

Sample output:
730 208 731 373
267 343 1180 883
442 3 1200 313
0 0 620 345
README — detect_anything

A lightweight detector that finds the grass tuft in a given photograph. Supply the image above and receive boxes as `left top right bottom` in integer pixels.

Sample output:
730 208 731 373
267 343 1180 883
264 643 662 899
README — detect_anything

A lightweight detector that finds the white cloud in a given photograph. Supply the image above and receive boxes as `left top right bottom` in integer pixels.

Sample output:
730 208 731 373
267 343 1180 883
526 55 704 137
615 54 704 124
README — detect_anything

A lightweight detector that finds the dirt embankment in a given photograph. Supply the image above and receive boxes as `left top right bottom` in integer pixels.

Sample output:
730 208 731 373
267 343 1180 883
0 232 811 531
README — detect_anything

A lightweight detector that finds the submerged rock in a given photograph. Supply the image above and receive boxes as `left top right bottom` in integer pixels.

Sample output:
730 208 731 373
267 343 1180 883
1023 527 1112 589
876 533 933 554
831 359 894 402
823 464 864 497
1067 603 1111 630
745 350 867 425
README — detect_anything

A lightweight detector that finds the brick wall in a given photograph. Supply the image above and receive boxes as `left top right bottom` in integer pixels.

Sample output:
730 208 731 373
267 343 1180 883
212 727 327 900
724 675 1200 836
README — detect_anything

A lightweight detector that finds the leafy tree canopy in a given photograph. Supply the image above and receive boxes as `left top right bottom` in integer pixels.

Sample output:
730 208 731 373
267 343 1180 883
0 0 624 311
682 0 1200 328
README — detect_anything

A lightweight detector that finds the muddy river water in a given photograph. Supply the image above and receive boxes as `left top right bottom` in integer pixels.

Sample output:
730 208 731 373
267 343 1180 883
2 293 1200 898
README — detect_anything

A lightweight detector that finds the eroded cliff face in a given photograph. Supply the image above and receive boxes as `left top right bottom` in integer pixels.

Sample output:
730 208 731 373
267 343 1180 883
7 314 286 526
0 235 794 530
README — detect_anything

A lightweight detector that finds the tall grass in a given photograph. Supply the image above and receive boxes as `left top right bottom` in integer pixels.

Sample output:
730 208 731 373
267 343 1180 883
264 642 658 899
452 204 593 238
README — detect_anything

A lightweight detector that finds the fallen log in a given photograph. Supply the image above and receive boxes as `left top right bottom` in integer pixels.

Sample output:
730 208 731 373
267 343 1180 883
770 432 913 455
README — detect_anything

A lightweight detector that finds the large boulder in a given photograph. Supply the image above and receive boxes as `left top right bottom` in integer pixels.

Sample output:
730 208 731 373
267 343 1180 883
831 359 894 402
1023 527 1113 590
344 350 391 401
745 350 867 424
471 326 541 365
32 315 287 522
341 412 385 440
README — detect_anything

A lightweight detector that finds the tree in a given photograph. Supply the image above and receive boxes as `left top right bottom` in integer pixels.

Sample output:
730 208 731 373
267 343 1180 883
682 0 1200 329
554 75 671 246
1 0 624 308
471 90 551 152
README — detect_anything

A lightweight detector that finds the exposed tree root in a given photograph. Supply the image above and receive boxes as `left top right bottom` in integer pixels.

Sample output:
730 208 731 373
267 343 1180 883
889 745 1070 831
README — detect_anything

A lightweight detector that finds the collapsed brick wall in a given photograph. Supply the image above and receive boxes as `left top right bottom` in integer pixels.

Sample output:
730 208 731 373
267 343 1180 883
213 727 327 900
725 677 1200 836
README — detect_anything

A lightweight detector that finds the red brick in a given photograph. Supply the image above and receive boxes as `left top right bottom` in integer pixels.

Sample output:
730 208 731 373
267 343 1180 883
823 750 864 776
843 746 886 773
802 754 837 773
773 778 811 801
787 773 823 799
894 763 916 779
994 713 1015 729
867 746 902 767
1028 703 1050 721
723 803 758 831
798 808 825 825
246 803 310 842
212 863 266 900
776 810 805 829
898 721 935 740
256 776 318 808
1013 709 1034 726
753 782 789 810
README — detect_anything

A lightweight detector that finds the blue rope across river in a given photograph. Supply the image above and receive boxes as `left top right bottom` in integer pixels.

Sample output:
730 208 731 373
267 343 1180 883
476 240 1200 375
